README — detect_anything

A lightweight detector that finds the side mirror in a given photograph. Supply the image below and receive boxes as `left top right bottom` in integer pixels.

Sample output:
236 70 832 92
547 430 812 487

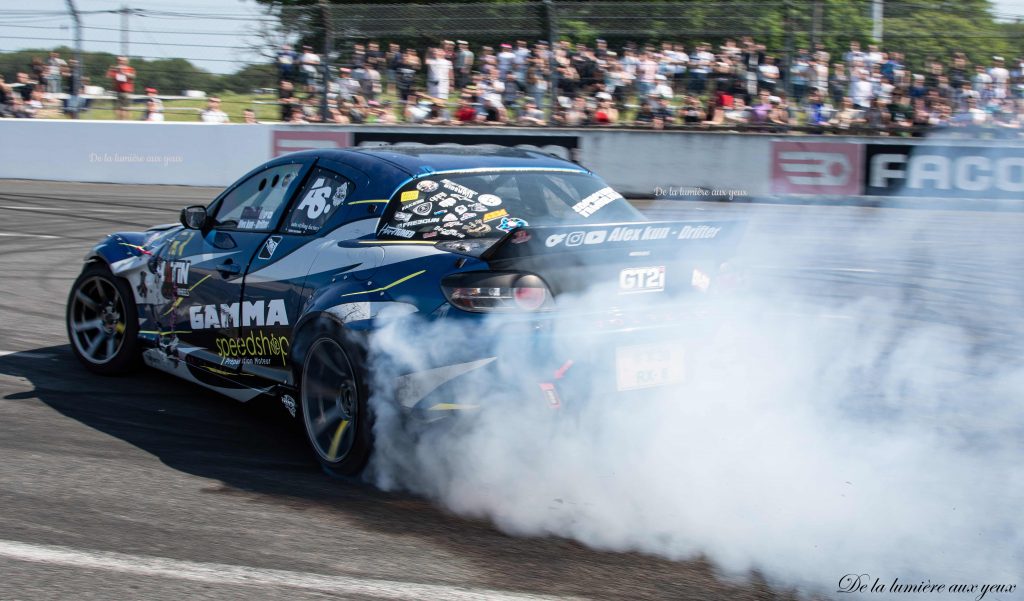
180 205 209 230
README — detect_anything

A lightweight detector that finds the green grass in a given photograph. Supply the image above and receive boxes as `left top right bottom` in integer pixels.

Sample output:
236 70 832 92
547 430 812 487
41 91 284 123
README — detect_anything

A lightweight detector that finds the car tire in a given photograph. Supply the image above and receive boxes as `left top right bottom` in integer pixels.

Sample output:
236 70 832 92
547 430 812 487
296 319 373 476
66 262 141 375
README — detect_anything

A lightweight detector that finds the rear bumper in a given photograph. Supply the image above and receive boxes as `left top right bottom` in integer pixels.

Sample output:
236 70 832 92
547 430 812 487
388 302 722 415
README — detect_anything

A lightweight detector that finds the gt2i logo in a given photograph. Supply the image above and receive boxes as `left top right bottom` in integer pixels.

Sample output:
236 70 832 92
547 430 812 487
188 299 289 329
215 330 291 367
297 178 349 219
619 266 666 294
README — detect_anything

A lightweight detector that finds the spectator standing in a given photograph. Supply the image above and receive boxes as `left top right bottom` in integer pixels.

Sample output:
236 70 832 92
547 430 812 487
144 99 164 122
990 57 1010 99
497 43 516 78
277 44 297 82
0 75 11 117
395 48 420 105
243 108 258 124
758 55 779 94
425 47 453 100
141 88 163 120
385 42 402 95
30 57 45 88
63 59 85 118
689 43 713 93
454 40 474 91
45 52 66 94
500 70 523 109
361 61 382 101
972 64 993 93
279 80 300 121
850 69 873 109
200 97 230 123
300 46 320 93
106 56 136 120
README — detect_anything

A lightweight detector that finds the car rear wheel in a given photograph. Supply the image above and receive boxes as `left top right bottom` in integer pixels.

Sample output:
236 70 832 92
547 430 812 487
66 263 140 375
300 331 373 476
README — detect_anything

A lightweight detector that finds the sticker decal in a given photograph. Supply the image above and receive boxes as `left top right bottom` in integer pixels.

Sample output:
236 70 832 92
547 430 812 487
572 186 622 218
463 220 491 235
496 216 528 232
401 190 419 202
483 209 508 222
380 225 415 239
416 180 439 193
258 235 282 260
394 212 412 222
478 194 502 207
297 177 333 219
412 202 434 216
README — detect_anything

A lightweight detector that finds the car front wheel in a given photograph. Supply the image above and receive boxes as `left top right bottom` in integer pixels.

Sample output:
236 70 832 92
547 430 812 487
66 262 140 375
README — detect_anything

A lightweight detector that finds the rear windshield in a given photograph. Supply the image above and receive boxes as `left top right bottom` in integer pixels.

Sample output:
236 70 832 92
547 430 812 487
378 170 643 240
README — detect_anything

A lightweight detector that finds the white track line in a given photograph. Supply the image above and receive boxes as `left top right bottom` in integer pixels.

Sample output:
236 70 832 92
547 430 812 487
0 232 59 239
0 539 580 601
0 351 57 358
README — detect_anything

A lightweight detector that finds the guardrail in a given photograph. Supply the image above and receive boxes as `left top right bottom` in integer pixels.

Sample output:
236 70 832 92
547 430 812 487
1 120 1021 209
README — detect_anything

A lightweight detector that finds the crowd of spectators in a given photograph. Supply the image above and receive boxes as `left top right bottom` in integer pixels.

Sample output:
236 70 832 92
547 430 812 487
2 39 1023 135
273 37 1024 134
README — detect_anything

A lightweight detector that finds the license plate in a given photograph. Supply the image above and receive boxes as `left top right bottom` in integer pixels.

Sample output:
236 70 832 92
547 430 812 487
619 266 665 294
615 342 685 391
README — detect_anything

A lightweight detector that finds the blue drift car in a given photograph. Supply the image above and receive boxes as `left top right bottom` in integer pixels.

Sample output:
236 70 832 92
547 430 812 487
67 146 742 475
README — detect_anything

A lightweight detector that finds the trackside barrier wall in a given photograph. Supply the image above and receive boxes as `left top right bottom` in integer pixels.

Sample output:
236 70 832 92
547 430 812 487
2 120 1023 204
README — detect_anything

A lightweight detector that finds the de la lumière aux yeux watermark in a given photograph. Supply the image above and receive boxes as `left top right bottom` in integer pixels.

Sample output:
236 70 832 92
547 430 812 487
837 573 1017 600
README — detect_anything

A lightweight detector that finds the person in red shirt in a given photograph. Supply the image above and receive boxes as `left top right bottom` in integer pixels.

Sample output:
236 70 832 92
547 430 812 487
453 94 476 124
106 56 136 120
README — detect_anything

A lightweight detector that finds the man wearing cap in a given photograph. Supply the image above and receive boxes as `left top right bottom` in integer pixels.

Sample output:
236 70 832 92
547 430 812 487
141 88 163 120
990 57 1010 100
454 40 474 91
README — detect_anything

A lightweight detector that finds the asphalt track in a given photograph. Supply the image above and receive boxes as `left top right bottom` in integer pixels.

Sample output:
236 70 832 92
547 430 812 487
0 179 1022 601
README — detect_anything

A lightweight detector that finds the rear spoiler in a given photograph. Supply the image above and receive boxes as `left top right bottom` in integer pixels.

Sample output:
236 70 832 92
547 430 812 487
435 220 746 261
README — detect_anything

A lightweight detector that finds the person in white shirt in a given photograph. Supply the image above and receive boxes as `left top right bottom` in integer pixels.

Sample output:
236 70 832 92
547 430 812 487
850 69 873 109
425 47 453 100
989 56 1010 99
144 99 164 122
200 97 230 123
972 65 992 93
496 43 516 78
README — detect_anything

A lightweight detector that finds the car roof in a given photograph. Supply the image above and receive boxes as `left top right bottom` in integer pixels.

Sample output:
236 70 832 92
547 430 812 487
287 144 588 177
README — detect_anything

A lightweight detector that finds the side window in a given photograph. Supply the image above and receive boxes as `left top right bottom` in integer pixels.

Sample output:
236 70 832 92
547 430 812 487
214 163 303 231
282 167 354 235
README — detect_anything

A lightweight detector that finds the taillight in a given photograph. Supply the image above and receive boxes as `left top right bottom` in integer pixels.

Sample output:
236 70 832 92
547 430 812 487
442 272 553 312
513 286 547 310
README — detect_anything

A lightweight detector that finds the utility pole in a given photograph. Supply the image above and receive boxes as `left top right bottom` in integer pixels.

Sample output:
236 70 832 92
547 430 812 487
872 0 883 43
783 0 794 98
65 0 84 118
543 0 559 117
319 0 331 122
120 5 130 57
811 0 822 51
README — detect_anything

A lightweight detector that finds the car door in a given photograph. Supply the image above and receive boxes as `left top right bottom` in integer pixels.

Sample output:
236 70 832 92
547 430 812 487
238 160 372 385
155 160 309 373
